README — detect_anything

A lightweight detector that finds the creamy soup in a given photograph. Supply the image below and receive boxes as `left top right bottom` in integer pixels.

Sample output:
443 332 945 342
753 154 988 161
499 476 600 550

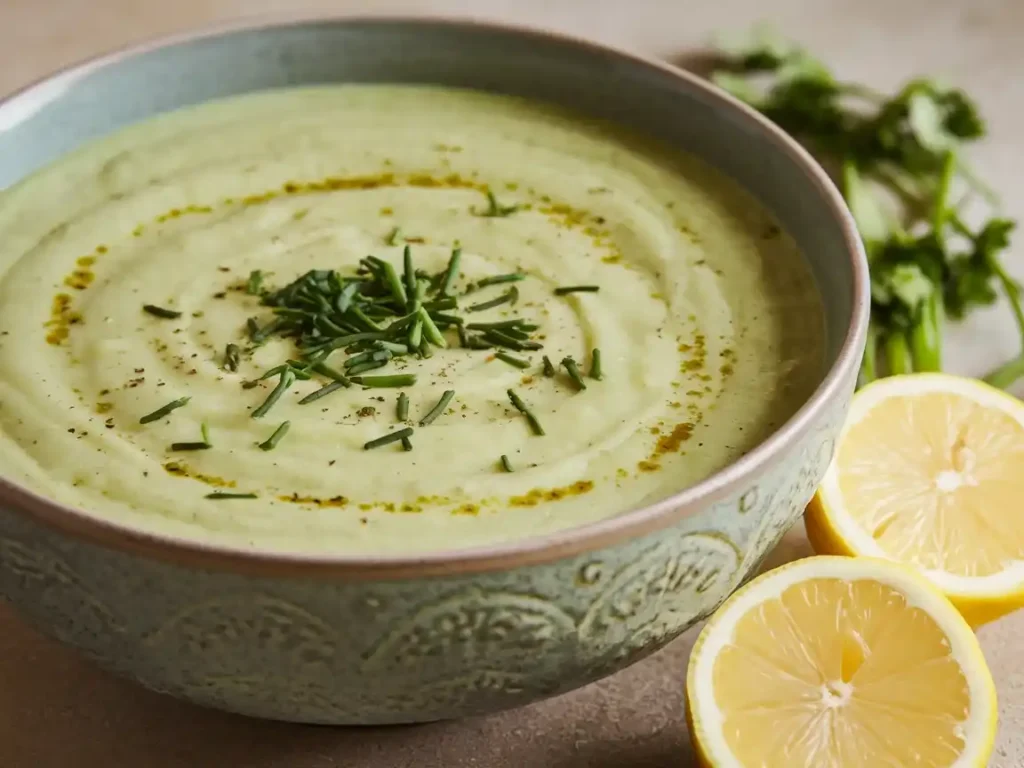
0 86 823 554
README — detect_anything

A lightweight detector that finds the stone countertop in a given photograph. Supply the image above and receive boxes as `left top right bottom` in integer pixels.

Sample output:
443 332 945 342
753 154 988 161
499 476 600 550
1 0 1022 765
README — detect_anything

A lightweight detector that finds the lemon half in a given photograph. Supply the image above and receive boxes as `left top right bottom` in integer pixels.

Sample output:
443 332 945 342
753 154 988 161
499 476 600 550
686 556 997 767
806 373 1024 625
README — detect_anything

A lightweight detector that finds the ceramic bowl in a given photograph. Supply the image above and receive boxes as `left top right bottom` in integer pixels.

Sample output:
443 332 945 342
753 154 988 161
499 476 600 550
0 16 868 724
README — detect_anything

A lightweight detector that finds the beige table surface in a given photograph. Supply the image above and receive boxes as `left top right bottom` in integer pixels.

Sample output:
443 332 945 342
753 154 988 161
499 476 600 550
2 0 1024 765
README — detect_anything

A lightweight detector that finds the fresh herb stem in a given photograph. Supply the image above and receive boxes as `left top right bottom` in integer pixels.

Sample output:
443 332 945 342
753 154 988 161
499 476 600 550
495 351 531 369
363 427 414 450
401 436 414 451
859 322 879 386
477 190 520 217
169 442 211 451
200 421 212 446
386 226 403 246
884 332 913 376
251 370 295 418
507 388 545 436
403 245 417 303
382 260 408 306
346 359 388 377
561 357 587 390
554 285 599 295
312 363 351 386
352 374 418 388
590 348 603 380
259 421 290 451
397 392 409 421
139 397 191 424
500 454 514 472
418 307 448 348
909 293 942 372
142 304 182 319
542 355 556 377
206 491 258 500
419 390 456 426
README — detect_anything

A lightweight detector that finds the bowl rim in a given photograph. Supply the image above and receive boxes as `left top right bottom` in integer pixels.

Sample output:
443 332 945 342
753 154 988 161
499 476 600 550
0 11 870 579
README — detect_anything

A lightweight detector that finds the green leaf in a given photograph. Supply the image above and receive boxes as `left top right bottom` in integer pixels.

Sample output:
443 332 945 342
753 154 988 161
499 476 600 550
842 160 891 248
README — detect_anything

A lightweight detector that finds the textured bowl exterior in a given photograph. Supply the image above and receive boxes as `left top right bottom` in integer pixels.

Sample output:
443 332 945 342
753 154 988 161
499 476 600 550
0 16 867 724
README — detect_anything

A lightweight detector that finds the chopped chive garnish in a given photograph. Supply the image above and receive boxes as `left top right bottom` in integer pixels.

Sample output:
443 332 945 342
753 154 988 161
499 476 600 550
381 260 408 306
439 247 462 296
468 286 519 313
251 369 295 418
424 297 458 312
376 340 410 354
408 317 423 349
386 226 403 246
311 363 351 386
554 285 600 295
224 343 241 372
403 245 417 302
397 392 409 421
259 421 290 451
500 454 514 472
246 317 260 338
143 304 182 319
467 336 494 350
467 319 530 330
542 355 556 377
477 190 520 217
562 357 587 390
251 317 284 344
363 427 414 450
352 374 418 388
246 270 264 295
139 396 190 424
299 380 346 405
206 491 258 500
475 273 525 288
346 359 388 376
457 325 470 347
200 421 212 446
495 351 531 369
169 442 211 451
481 328 530 351
590 348 603 380
418 307 448 348
507 389 545 436
348 305 383 332
401 436 414 451
419 390 455 426
431 312 464 326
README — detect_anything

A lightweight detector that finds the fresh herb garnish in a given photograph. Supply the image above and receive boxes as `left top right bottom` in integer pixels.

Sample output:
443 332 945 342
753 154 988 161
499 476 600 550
364 427 414 450
251 369 295 418
495 351 531 369
475 190 520 217
397 392 410 421
142 304 182 319
259 421 290 451
205 491 258 500
500 454 514 472
246 270 265 295
562 357 587 390
507 388 545 436
439 247 462 296
542 355 557 377
475 273 526 288
590 348 603 380
419 390 456 426
139 397 190 424
386 226 403 246
352 374 417 388
298 380 346 405
553 285 600 295
223 343 241 372
711 28 1021 387
468 286 519 313
200 421 212 446
169 442 211 451
401 436 414 451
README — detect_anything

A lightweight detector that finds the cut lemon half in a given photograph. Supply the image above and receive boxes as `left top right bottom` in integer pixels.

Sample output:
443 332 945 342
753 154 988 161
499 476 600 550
805 373 1024 626
686 556 997 768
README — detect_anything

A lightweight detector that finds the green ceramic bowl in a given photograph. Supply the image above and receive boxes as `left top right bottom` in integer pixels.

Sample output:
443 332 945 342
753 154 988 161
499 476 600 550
0 15 868 724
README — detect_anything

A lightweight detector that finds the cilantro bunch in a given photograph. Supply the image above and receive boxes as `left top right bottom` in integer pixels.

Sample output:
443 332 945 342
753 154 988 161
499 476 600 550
710 28 1024 389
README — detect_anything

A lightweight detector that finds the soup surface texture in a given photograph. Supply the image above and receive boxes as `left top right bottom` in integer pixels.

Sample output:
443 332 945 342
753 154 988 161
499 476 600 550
0 86 823 554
